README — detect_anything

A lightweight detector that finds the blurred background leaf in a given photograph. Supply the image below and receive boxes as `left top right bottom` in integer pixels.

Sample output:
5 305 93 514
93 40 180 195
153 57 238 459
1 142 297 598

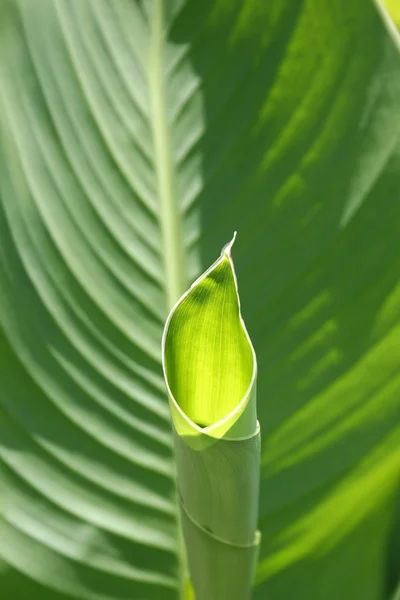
1 1 400 599
394 583 400 600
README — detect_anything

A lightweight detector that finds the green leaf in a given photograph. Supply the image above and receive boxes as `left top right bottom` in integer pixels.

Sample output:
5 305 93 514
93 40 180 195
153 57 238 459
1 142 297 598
163 234 257 441
387 498 400 599
162 237 260 599
384 0 400 29
1 1 400 600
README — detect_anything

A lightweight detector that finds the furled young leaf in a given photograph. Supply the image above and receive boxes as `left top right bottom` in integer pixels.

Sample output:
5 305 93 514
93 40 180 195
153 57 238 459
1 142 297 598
162 235 260 599
1 1 400 600
384 0 400 29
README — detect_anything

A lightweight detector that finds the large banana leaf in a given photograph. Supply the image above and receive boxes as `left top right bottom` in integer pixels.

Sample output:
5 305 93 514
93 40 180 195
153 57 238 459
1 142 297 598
1 1 400 600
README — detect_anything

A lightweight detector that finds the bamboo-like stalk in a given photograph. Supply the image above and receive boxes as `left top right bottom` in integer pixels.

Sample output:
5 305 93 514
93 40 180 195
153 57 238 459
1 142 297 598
162 235 260 600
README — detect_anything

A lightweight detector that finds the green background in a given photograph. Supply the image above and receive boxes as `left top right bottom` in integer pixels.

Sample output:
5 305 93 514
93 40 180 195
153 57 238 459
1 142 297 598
1 1 400 599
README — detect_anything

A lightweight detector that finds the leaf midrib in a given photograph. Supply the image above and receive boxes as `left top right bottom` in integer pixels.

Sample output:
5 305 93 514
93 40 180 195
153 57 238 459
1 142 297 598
149 0 185 311
149 2 187 599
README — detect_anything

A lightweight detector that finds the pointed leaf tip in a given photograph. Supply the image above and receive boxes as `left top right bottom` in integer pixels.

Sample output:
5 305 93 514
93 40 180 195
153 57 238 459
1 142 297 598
221 231 237 258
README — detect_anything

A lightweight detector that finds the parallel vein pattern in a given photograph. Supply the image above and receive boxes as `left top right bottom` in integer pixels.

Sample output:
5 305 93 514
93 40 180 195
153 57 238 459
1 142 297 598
0 1 183 598
1 1 400 600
